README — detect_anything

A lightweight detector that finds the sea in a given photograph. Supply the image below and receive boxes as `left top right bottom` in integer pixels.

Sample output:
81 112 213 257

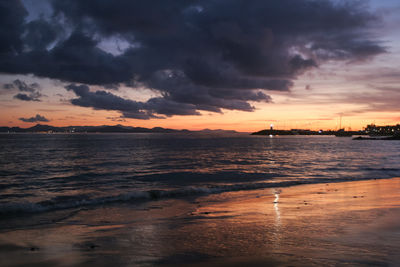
1 133 400 217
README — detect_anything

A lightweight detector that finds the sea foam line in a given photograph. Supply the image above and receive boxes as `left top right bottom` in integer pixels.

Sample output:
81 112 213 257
0 176 393 216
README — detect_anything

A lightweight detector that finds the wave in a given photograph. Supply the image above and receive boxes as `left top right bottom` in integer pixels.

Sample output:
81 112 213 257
0 176 396 217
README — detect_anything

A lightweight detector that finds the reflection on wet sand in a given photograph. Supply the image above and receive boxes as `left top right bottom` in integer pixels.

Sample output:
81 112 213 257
272 189 282 251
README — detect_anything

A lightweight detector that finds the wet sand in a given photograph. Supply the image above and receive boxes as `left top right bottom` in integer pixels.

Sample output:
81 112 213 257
1 178 400 266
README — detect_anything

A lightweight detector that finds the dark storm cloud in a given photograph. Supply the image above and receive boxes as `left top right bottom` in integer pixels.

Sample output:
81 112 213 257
23 19 59 50
65 84 154 119
0 0 27 54
1 32 134 85
65 84 133 110
65 83 256 119
0 0 385 118
19 114 49 122
145 69 268 113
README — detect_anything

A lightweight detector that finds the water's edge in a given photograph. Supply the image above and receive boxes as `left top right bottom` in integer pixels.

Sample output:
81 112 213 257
1 176 398 217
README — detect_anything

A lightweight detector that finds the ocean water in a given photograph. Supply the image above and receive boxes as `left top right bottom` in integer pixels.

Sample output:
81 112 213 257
1 133 400 217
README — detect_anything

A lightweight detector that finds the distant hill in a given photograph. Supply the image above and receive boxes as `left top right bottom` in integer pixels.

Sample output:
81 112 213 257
26 124 62 132
0 124 239 134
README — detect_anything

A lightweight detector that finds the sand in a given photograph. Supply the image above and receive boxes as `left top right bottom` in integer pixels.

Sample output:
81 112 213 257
1 178 400 266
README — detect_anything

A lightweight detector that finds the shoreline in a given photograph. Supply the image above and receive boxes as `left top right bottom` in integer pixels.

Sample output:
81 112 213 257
2 176 400 219
1 177 400 266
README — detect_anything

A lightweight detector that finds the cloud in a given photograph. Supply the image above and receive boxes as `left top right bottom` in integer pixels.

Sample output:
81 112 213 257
287 83 400 116
14 92 42 101
65 81 271 118
342 86 400 114
23 19 59 50
19 114 50 122
4 79 44 101
65 84 154 119
0 1 27 54
3 79 40 92
0 0 386 118
2 84 15 90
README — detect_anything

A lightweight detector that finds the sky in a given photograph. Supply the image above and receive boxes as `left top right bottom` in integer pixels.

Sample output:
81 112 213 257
0 0 400 132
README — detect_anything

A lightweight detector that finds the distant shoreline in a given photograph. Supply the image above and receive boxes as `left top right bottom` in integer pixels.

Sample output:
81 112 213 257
0 124 240 134
251 129 366 136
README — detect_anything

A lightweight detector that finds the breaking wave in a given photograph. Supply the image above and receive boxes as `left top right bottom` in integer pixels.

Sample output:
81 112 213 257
0 176 390 217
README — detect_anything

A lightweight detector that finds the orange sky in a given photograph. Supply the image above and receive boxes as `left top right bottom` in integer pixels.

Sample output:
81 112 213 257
2 51 400 132
1 63 399 132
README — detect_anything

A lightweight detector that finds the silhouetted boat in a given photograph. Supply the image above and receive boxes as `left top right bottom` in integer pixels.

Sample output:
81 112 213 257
335 129 352 137
335 115 352 137
353 133 400 140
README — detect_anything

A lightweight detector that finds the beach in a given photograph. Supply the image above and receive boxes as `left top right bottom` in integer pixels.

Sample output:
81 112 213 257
1 177 400 266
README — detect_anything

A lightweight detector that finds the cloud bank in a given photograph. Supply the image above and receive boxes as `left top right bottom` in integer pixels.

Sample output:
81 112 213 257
0 0 385 118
